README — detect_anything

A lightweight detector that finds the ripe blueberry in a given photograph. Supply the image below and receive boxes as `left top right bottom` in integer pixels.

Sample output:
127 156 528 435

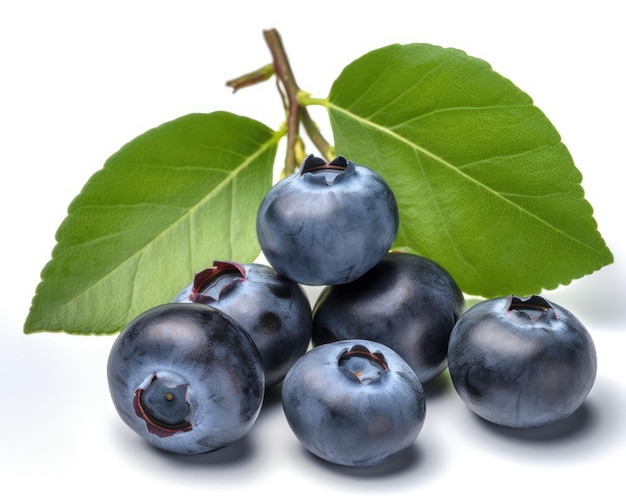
107 302 265 454
312 252 464 383
256 154 399 285
281 339 426 467
447 294 597 428
173 260 313 387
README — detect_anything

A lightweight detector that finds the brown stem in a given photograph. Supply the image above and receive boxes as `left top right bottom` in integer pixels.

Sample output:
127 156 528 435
263 28 302 174
225 29 335 172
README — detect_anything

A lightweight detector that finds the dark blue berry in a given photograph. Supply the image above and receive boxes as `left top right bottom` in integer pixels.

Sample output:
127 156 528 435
256 155 399 285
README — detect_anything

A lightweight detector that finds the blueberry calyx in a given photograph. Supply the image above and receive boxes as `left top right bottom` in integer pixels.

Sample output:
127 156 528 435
338 344 389 385
189 261 246 303
299 154 355 186
506 294 559 324
132 374 192 438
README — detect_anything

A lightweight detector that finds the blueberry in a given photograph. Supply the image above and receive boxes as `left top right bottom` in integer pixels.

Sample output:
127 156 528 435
281 339 426 467
447 295 597 428
107 302 265 454
173 260 313 387
256 154 399 285
312 252 465 383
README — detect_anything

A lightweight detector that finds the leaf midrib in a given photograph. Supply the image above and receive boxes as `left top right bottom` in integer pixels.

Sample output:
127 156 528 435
40 134 279 331
328 102 600 254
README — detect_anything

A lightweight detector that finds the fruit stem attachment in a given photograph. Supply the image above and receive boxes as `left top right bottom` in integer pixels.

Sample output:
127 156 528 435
299 92 335 161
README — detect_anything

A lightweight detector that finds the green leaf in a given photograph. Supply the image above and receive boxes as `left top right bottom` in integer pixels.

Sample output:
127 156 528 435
327 43 613 297
24 112 279 334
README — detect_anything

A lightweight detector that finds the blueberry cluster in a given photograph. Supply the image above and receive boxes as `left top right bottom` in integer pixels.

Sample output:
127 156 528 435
107 154 597 466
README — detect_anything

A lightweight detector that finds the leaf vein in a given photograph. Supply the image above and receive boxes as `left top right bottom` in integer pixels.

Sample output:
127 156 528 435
45 132 278 331
329 103 600 254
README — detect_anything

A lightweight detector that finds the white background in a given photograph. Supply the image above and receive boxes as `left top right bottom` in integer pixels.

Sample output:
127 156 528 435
1 1 624 499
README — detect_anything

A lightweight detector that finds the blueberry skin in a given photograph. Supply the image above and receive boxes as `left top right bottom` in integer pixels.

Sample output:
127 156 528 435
256 155 399 285
107 302 265 454
281 339 426 467
173 261 313 387
312 252 465 383
447 295 597 428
